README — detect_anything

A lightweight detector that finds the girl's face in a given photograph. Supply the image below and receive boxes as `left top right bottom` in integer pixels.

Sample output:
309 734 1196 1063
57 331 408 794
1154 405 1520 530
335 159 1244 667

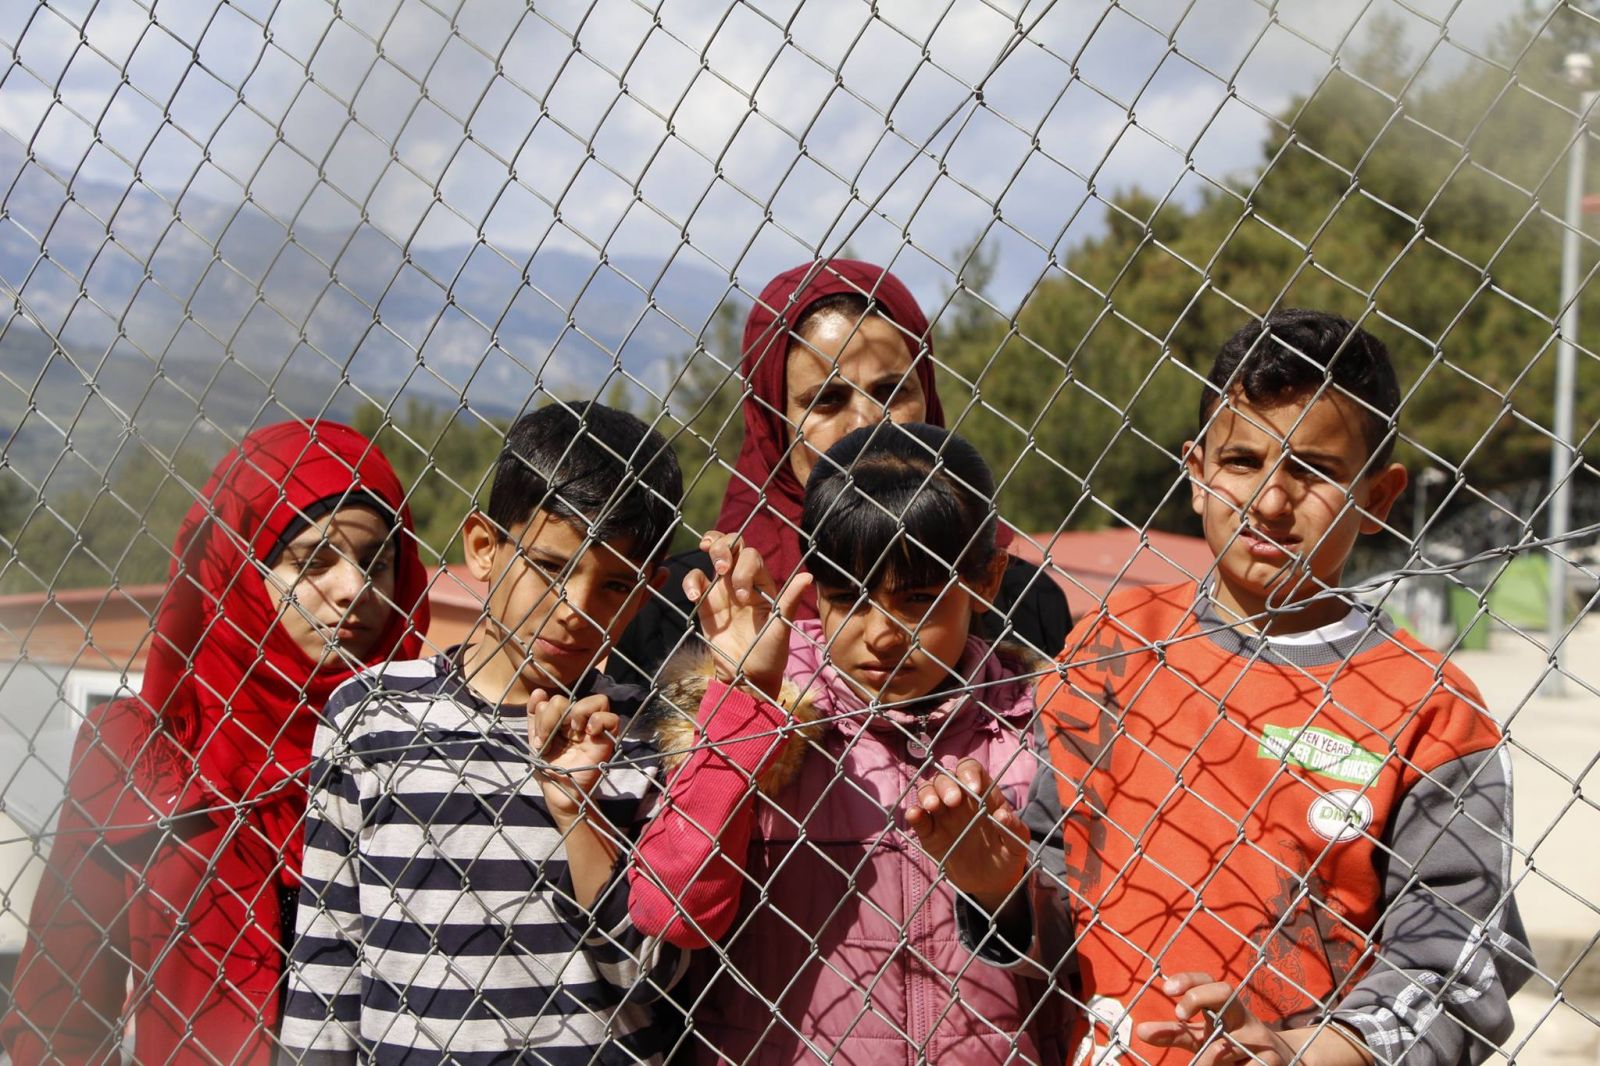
814 557 1006 706
261 505 400 666
783 314 926 488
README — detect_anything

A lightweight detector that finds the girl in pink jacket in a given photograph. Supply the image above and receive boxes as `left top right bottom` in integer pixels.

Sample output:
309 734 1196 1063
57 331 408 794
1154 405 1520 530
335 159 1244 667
630 422 1071 1065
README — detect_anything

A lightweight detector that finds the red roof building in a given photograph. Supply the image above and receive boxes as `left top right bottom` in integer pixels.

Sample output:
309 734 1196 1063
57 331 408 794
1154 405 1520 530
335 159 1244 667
1009 528 1214 623
0 565 488 673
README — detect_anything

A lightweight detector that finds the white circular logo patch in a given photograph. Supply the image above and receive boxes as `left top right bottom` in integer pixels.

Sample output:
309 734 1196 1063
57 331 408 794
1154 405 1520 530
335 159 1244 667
1072 995 1131 1065
1307 789 1374 843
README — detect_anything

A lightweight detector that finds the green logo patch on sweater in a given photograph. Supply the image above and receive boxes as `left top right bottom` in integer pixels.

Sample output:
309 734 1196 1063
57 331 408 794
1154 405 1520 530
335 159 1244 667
1258 725 1383 785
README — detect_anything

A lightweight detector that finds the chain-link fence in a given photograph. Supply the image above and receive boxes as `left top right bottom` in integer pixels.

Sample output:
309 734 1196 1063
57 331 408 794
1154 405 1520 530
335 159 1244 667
0 0 1597 1062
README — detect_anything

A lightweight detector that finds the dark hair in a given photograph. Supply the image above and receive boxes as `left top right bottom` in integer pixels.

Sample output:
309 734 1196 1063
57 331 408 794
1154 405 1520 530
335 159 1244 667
800 422 997 594
791 292 893 347
1199 309 1401 467
266 490 395 567
484 401 683 564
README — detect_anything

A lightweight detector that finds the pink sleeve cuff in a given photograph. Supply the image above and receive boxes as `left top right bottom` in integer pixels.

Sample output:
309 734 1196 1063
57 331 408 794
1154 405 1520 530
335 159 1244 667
682 680 790 781
628 681 791 948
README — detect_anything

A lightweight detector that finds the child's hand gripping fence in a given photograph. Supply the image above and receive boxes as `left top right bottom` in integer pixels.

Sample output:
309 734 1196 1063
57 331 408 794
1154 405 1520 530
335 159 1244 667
0 0 1596 1063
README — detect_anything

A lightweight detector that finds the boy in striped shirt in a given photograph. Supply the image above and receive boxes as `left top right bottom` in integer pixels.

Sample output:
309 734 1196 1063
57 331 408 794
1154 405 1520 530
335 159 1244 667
281 402 687 1065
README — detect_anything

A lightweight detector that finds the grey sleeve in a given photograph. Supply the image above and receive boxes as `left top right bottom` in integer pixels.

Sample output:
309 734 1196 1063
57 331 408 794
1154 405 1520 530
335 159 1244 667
956 737 1077 990
1019 747 1079 988
1332 744 1534 1066
278 717 365 1066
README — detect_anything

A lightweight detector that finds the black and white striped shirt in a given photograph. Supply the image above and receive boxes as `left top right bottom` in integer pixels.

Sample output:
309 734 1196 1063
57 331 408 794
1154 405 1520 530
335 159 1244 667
279 653 684 1065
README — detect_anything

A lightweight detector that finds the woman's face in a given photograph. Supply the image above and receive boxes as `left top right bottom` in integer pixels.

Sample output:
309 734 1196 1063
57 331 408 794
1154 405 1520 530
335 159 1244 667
783 313 927 488
261 505 401 666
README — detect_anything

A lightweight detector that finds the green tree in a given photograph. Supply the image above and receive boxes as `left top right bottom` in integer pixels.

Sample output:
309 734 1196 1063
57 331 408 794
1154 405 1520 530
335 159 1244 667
351 401 509 565
0 441 221 594
936 7 1600 537
602 375 637 416
659 298 748 549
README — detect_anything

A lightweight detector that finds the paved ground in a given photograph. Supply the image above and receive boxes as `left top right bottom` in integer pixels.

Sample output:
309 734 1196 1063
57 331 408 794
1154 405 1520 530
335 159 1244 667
1453 617 1600 1063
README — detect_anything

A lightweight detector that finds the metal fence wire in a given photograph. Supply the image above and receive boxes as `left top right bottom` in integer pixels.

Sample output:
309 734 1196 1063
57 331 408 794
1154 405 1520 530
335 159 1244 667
0 0 1597 1063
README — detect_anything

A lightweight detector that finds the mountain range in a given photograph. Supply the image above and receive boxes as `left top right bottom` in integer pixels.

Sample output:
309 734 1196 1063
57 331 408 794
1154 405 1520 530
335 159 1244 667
0 142 732 484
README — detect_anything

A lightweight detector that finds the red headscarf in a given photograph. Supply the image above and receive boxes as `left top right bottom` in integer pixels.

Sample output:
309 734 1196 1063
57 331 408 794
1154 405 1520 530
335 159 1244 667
2 422 432 1065
132 421 431 869
715 259 946 588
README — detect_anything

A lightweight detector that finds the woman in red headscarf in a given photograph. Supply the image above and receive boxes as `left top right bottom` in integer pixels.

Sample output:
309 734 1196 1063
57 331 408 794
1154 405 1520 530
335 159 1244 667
1 421 431 1065
612 258 1068 686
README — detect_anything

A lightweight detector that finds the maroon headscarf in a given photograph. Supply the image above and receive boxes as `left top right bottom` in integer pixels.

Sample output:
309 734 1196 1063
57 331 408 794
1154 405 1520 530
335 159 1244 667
715 260 946 590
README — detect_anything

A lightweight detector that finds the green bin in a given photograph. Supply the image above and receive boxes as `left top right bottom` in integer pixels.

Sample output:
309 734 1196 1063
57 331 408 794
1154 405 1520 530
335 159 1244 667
1448 585 1492 650
1486 555 1550 630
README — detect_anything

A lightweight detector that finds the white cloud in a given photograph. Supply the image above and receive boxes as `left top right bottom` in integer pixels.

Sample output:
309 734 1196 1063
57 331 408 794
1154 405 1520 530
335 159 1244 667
0 0 1554 317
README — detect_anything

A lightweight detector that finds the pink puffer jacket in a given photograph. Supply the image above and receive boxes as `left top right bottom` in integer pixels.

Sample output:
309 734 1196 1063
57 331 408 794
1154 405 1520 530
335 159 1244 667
631 620 1070 1065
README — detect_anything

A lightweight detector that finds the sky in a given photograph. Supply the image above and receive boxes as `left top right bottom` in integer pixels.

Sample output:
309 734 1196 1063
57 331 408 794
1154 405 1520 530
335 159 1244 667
0 0 1545 334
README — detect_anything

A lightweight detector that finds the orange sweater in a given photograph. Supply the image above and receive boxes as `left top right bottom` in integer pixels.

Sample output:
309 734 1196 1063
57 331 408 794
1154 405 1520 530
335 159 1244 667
1031 582 1529 1066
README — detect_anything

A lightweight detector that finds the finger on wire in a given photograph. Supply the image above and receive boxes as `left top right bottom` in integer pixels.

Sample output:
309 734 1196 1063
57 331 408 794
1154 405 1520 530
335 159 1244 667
529 690 571 756
583 709 619 741
1197 1043 1256 1066
902 786 951 841
775 570 813 621
683 567 711 604
936 767 970 808
530 688 547 748
1203 1033 1268 1066
952 758 1028 840
561 694 615 742
1168 975 1248 1030
1134 1018 1210 1051
702 530 742 576
1160 971 1219 999
953 757 996 803
919 777 957 813
1137 1014 1238 1057
919 761 985 810
909 774 975 829
727 541 770 605
1140 975 1266 1064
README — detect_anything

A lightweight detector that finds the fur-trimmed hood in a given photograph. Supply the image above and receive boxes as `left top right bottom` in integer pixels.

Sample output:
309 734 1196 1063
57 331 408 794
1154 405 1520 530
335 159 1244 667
642 640 824 795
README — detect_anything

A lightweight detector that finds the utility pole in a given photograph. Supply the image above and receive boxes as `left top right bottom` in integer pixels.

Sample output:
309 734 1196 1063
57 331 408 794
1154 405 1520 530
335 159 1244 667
1545 53 1595 697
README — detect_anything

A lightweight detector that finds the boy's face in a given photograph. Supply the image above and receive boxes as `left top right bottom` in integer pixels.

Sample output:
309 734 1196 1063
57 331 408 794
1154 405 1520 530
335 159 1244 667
1184 388 1407 631
463 508 663 699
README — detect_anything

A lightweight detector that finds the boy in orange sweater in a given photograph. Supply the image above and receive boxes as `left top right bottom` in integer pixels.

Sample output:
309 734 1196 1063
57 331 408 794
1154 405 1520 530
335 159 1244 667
995 310 1531 1065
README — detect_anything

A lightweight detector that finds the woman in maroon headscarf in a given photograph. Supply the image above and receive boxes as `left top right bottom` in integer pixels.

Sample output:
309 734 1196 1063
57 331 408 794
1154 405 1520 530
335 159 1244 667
613 258 1068 685
1 422 431 1065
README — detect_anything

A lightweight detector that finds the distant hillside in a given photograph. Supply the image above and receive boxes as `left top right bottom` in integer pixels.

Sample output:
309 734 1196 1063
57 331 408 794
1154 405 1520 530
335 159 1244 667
0 139 729 487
